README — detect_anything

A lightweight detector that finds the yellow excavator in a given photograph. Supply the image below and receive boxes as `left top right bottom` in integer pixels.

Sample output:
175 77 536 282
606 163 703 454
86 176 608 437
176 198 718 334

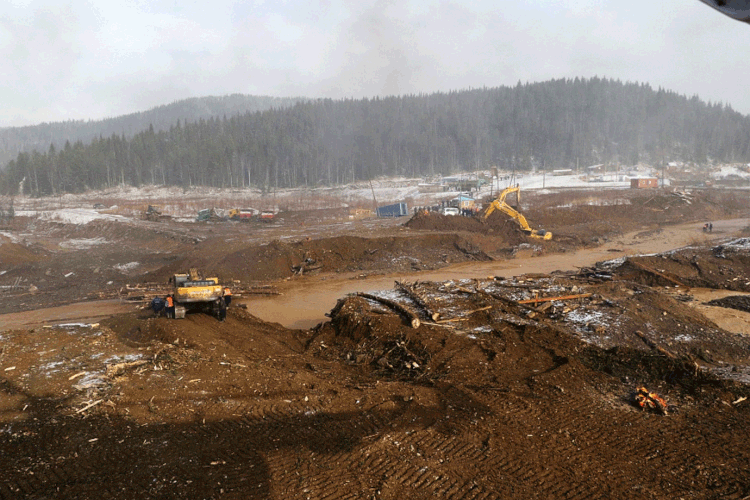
481 185 552 240
171 268 226 319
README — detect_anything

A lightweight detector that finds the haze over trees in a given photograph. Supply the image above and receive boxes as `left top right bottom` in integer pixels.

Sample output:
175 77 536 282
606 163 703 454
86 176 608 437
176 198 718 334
0 95 305 167
1 77 749 196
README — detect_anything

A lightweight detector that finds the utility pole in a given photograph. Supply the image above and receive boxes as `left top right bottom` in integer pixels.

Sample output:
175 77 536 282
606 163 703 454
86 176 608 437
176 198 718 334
369 178 379 215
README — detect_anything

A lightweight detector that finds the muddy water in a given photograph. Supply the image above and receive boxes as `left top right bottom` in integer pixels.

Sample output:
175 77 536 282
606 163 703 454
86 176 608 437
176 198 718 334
0 299 133 332
248 218 749 329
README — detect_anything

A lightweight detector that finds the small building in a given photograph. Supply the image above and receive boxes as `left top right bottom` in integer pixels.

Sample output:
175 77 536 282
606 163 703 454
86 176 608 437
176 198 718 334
630 178 658 189
552 169 573 176
450 194 475 210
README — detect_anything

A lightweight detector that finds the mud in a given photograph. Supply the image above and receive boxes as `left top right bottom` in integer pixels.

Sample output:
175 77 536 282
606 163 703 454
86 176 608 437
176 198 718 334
0 187 749 499
706 295 750 314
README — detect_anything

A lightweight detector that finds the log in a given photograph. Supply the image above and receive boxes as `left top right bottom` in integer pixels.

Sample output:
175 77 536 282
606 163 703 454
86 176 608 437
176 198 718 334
436 317 468 324
634 330 676 359
436 305 494 324
106 360 149 378
395 281 440 321
517 293 593 305
356 292 421 328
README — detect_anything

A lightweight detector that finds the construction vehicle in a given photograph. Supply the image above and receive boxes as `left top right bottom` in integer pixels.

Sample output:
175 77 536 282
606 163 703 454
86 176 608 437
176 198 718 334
259 210 276 222
143 205 168 222
196 208 227 222
481 185 552 240
171 268 226 320
228 208 258 221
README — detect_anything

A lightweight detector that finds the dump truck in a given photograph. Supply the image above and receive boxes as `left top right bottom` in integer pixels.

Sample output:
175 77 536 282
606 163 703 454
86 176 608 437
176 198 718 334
259 210 276 222
481 185 552 240
171 269 226 320
228 208 258 221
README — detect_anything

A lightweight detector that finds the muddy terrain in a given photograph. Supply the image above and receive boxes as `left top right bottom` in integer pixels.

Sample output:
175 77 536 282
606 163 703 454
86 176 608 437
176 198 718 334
1 187 749 499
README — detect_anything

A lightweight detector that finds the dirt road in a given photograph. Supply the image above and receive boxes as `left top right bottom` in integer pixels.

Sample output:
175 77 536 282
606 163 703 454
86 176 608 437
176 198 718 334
248 217 748 328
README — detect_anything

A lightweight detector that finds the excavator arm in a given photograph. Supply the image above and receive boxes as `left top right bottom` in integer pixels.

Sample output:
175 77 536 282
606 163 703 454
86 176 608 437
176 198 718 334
481 185 552 240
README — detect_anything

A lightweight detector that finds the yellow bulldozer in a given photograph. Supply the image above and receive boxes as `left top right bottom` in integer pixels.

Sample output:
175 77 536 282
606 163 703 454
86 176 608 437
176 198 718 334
481 185 552 240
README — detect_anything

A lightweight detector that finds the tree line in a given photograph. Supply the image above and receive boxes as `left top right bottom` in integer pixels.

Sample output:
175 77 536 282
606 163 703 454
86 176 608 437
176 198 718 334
2 77 749 196
0 94 305 167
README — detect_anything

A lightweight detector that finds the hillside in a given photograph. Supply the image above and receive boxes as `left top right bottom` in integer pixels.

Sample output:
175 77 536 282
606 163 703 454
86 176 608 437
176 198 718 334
2 77 750 196
0 94 305 167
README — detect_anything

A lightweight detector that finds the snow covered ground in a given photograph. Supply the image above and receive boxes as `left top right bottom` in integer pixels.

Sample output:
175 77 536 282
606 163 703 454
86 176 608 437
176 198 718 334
712 165 750 180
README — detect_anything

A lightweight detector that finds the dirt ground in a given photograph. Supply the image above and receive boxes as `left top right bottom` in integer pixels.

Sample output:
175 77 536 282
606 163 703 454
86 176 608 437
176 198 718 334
1 187 750 499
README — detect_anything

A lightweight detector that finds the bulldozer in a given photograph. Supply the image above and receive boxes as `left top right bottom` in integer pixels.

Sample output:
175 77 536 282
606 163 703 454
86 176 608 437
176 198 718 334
196 208 227 222
170 268 226 320
481 185 552 240
143 205 166 222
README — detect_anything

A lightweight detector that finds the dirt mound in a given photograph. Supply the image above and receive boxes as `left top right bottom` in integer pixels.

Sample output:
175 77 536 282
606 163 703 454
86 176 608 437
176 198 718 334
148 233 493 283
598 241 750 292
519 189 749 246
3 272 750 498
404 190 749 250
315 276 750 381
0 240 47 265
706 295 750 314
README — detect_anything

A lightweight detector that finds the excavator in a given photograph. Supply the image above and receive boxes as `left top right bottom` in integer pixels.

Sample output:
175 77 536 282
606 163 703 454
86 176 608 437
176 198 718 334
481 185 552 240
171 268 226 320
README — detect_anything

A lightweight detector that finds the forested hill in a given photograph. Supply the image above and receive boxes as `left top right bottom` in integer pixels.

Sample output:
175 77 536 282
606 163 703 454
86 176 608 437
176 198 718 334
2 77 749 196
0 94 305 167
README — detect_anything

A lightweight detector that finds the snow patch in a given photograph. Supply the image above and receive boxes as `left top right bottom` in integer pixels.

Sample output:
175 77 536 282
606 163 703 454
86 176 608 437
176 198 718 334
114 262 140 272
712 166 750 181
472 325 494 333
0 231 20 243
38 361 65 377
566 309 607 326
73 372 108 390
103 354 144 364
37 208 128 225
60 237 108 249
719 238 750 251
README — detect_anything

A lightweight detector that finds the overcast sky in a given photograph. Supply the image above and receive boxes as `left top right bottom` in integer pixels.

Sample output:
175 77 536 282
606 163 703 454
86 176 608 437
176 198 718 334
1 0 748 127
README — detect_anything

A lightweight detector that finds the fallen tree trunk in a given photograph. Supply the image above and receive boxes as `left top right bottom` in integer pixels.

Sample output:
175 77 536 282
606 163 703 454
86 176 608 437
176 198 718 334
356 292 421 328
395 281 440 321
634 330 676 359
436 305 494 324
517 293 593 306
